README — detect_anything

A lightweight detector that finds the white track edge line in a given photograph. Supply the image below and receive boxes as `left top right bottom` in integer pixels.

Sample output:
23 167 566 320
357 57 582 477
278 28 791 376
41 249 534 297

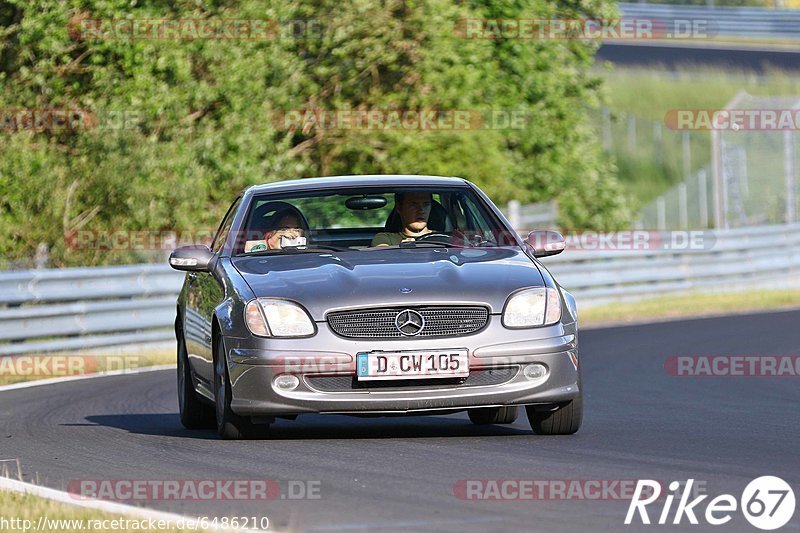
0 365 175 393
0 476 267 532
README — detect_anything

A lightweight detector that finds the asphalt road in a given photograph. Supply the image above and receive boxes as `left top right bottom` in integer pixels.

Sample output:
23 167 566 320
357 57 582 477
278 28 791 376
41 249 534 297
1 310 798 532
597 42 800 72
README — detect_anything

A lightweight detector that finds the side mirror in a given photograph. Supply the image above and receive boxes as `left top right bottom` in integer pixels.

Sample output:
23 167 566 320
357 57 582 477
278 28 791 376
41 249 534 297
525 230 566 258
169 245 214 272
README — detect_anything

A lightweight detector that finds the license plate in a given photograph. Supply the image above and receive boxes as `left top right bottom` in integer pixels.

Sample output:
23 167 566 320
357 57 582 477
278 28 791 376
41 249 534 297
356 350 469 381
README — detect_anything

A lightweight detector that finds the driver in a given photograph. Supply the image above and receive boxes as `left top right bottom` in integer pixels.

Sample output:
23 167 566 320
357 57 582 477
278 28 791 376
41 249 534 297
371 192 434 247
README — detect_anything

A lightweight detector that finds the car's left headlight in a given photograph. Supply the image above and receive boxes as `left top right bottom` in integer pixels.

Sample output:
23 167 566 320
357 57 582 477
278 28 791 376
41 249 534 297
245 299 315 337
502 287 562 328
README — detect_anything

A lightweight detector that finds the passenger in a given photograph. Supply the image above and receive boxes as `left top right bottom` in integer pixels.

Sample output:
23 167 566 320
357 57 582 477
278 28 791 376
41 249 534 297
371 192 433 247
264 210 305 250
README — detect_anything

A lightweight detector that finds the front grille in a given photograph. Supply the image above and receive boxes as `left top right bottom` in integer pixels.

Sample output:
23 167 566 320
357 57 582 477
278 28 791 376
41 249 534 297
305 366 518 392
327 306 489 339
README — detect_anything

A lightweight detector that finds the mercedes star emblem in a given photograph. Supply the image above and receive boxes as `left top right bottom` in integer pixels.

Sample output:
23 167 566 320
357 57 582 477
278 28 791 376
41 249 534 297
394 309 425 336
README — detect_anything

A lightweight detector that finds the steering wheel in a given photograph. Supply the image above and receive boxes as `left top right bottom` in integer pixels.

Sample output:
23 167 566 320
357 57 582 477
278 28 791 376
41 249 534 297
414 232 452 243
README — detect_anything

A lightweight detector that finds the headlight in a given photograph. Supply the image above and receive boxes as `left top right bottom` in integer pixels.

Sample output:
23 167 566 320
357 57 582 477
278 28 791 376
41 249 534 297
502 287 562 328
245 299 315 337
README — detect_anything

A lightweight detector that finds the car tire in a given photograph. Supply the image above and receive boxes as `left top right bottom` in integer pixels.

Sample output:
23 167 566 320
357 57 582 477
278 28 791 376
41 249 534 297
213 336 270 440
467 406 518 425
177 322 215 429
525 394 583 435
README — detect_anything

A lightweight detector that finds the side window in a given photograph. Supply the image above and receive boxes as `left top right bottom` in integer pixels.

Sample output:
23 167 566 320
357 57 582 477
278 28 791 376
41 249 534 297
458 194 508 245
444 193 467 229
211 197 242 254
459 195 489 233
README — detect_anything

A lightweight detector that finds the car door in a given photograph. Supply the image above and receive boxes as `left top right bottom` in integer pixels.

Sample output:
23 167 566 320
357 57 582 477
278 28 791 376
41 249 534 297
184 197 241 383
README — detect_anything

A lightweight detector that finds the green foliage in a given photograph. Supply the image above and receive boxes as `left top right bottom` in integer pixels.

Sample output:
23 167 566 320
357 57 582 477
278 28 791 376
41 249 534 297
0 0 630 267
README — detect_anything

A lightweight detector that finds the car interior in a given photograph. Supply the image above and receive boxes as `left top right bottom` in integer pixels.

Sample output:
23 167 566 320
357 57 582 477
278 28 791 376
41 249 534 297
237 191 515 252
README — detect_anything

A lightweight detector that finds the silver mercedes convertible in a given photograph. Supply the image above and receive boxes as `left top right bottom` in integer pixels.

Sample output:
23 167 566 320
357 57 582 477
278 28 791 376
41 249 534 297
169 175 581 439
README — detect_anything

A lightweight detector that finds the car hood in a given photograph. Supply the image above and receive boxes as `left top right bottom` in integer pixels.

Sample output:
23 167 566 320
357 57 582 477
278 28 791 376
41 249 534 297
232 247 544 320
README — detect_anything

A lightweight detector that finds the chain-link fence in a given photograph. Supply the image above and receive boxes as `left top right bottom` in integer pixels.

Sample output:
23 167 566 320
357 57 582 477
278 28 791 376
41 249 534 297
598 107 711 228
711 93 800 228
605 91 800 229
639 166 713 229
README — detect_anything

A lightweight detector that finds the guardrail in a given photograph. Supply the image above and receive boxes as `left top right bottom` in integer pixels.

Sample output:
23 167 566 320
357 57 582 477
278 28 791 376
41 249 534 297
618 3 800 40
0 265 184 355
502 201 558 232
540 223 800 303
1 223 798 355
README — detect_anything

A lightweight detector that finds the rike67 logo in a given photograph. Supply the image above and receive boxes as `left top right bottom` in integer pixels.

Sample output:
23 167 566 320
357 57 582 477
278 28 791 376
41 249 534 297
626 477 795 530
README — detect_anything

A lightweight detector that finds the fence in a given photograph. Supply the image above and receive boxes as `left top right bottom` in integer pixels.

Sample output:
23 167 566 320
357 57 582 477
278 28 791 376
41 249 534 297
639 166 713 229
1 223 798 355
596 107 713 229
635 92 800 229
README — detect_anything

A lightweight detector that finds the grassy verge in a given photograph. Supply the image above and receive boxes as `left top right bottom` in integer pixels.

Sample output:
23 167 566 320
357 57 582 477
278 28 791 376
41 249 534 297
0 490 191 532
599 67 800 121
0 348 174 386
581 289 800 327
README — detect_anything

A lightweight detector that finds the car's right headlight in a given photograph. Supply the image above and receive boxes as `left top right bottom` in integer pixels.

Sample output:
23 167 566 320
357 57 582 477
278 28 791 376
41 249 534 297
502 287 562 328
245 299 315 337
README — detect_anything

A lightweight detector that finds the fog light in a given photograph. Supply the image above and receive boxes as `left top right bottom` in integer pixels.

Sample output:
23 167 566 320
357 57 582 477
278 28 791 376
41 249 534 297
523 363 548 380
273 374 299 391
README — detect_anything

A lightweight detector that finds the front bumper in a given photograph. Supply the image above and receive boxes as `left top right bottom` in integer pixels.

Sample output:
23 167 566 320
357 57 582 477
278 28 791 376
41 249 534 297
223 321 580 416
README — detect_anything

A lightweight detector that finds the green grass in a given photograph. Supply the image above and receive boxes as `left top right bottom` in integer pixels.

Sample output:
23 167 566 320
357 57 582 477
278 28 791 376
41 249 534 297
581 289 800 327
599 67 800 121
612 143 687 208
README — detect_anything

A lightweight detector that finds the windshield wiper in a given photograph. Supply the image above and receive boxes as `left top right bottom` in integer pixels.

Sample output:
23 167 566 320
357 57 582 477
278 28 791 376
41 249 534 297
283 244 347 252
397 241 465 248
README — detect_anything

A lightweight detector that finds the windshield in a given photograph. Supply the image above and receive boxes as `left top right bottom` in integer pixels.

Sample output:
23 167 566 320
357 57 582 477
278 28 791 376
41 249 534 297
234 186 518 254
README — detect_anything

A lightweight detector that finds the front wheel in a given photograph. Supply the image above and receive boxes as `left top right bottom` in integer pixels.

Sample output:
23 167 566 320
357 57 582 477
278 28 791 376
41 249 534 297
525 394 582 435
214 337 270 440
177 323 214 429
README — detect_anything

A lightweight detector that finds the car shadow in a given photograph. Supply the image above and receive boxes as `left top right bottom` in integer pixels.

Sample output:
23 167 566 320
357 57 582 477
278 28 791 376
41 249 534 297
79 414 219 440
83 412 531 440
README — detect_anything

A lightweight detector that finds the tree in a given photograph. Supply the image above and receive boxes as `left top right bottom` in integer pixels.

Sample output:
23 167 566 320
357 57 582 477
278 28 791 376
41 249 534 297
0 0 630 268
